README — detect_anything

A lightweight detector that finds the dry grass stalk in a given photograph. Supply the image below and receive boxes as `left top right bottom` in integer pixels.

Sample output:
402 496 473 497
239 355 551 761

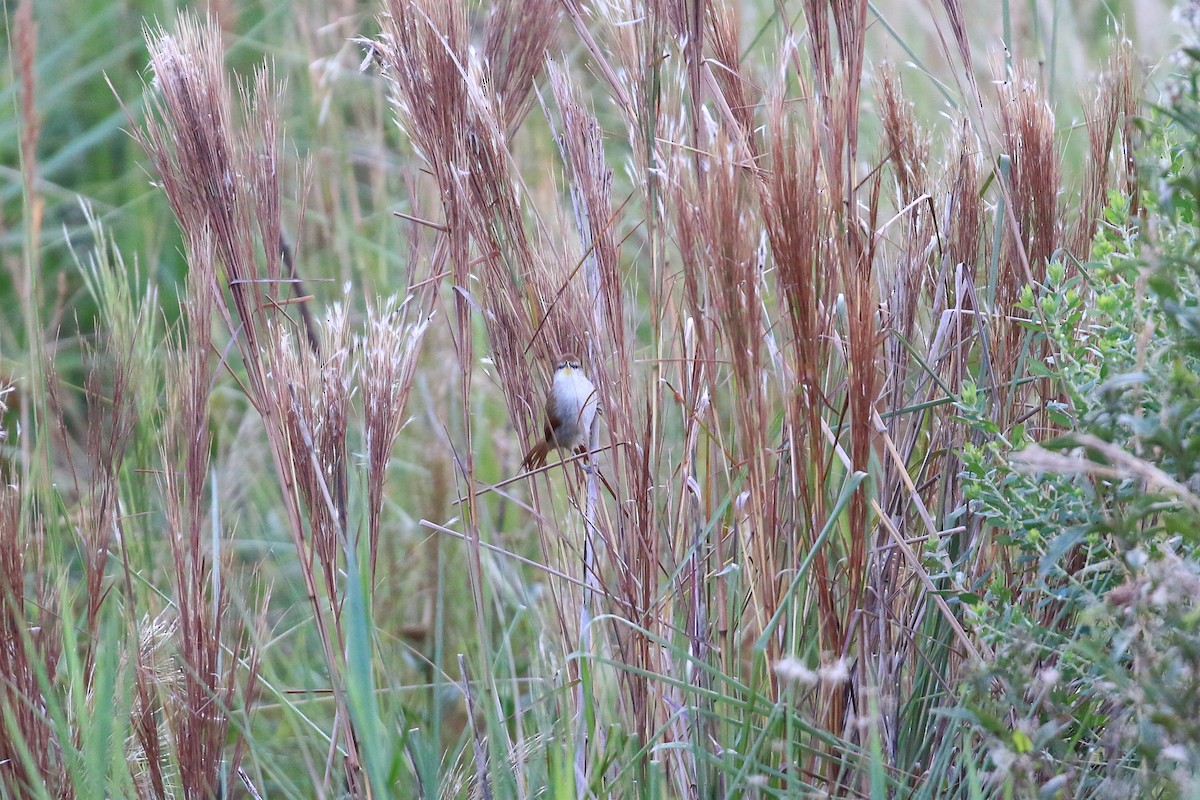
675 111 779 638
0 477 62 795
937 0 980 102
1071 38 1138 259
993 66 1061 426
155 239 256 796
134 14 363 777
270 306 354 609
878 66 931 215
548 55 664 745
947 124 984 280
14 0 39 267
362 297 431 577
43 217 156 689
376 0 472 295
4 10 60 786
869 66 938 756
803 0 880 751
759 66 843 701
484 0 563 132
998 67 1061 280
129 614 177 798
706 3 756 147
547 62 626 367
380 5 575 703
364 0 1136 792
378 0 578 433
876 65 931 463
75 323 140 645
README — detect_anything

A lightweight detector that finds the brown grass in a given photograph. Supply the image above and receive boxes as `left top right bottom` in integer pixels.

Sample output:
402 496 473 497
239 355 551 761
370 1 1132 791
0 0 1143 795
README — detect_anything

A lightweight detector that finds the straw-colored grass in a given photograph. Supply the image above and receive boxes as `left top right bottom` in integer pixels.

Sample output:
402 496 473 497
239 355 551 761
0 0 1184 796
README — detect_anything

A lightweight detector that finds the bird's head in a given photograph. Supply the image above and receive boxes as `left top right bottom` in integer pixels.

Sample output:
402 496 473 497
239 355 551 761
554 355 582 374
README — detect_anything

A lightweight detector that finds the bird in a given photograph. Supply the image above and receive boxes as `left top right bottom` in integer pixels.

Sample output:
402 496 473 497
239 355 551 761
521 355 599 472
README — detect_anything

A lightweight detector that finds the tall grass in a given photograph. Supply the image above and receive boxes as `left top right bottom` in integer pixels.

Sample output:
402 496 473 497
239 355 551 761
0 0 1158 796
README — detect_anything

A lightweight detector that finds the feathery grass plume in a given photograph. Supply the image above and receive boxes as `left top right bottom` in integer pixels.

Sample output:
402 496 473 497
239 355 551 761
460 61 575 366
362 296 431 578
133 15 367 780
0 366 57 797
998 66 1061 279
559 0 627 116
695 123 763 417
994 64 1061 420
128 596 266 800
946 123 984 281
878 65 931 216
65 255 149 671
808 0 879 752
760 48 841 669
136 23 281 362
546 61 626 370
568 0 677 196
376 0 474 330
804 0 868 208
876 64 931 462
466 61 595 386
1071 37 1138 259
47 212 161 783
128 613 177 798
483 0 562 132
660 114 723 796
677 109 779 620
270 305 354 607
706 2 757 149
837 174 883 630
802 0 833 102
378 0 560 428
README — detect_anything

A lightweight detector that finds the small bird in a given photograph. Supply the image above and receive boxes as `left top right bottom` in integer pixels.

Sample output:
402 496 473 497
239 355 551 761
521 355 599 471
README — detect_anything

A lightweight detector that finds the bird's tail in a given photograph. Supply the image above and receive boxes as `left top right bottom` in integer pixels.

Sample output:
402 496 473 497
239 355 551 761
521 441 550 472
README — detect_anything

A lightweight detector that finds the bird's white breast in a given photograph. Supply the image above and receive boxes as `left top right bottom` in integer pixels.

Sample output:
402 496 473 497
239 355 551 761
554 369 598 436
